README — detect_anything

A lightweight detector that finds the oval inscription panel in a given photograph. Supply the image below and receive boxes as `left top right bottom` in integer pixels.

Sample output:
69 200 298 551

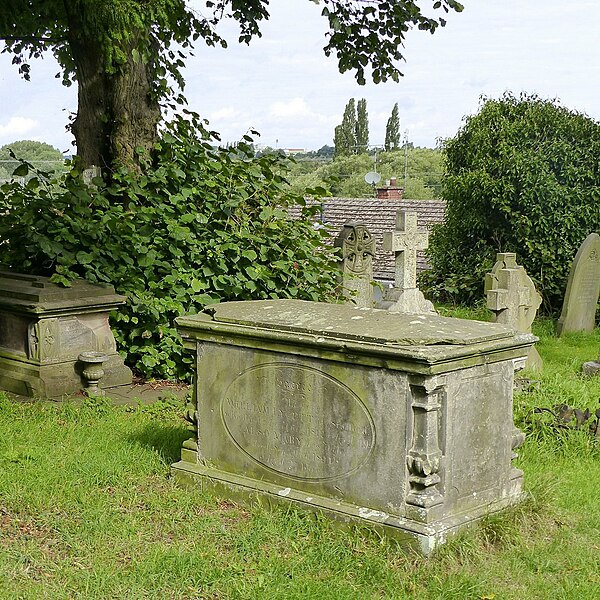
221 363 375 482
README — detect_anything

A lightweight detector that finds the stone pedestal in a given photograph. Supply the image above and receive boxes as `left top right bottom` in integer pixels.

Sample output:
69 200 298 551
172 299 534 555
0 270 132 398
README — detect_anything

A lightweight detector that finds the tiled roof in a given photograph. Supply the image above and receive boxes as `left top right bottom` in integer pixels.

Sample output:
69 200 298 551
290 198 446 281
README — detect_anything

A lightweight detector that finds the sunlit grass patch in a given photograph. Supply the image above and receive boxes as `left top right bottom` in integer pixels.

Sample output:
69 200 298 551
0 315 599 598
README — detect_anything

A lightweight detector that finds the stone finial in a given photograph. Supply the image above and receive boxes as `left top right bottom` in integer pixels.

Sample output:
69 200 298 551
78 351 108 396
334 222 376 308
485 252 543 370
379 210 435 314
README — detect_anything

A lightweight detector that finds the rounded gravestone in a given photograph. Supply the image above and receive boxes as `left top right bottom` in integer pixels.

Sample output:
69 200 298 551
557 233 600 335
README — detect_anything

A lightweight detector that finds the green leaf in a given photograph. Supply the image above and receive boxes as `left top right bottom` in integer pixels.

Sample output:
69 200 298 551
12 163 29 177
76 251 94 265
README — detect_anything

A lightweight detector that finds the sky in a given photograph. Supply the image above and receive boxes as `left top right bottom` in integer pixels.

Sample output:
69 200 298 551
0 0 599 153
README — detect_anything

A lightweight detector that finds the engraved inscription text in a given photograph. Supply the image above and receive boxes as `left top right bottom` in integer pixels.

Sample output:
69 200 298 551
221 363 375 481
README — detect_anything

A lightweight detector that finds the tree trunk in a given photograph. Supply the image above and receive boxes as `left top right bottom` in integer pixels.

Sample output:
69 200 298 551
64 5 161 173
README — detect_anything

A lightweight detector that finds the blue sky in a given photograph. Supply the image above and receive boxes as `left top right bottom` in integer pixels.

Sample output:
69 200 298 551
0 0 598 153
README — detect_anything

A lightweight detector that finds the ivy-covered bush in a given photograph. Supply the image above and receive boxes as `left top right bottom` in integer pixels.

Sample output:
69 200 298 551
422 93 600 311
0 116 339 379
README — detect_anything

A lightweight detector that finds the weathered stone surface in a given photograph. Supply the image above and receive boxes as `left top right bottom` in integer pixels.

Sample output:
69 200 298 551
557 233 600 335
485 253 543 371
582 359 600 377
206 299 514 347
380 211 436 314
334 222 375 308
173 299 534 554
0 270 132 398
582 345 600 377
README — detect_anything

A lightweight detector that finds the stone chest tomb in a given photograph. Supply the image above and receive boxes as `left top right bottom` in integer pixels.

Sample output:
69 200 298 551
172 299 535 554
0 270 132 398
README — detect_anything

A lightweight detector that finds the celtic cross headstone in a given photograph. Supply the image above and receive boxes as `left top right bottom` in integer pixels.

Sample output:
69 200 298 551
334 222 376 308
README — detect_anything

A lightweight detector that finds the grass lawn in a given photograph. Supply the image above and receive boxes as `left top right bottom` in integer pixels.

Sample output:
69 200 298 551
1 314 599 599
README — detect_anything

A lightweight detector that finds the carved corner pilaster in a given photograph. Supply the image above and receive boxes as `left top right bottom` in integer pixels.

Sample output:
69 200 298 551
181 375 200 463
509 425 526 482
28 322 40 361
406 375 446 510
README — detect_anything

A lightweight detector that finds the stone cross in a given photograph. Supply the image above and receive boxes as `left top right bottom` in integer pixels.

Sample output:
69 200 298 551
485 252 543 370
383 211 429 289
380 210 435 314
334 222 376 308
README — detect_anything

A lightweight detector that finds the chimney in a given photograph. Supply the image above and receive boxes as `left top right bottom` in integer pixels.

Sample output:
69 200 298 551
376 176 403 200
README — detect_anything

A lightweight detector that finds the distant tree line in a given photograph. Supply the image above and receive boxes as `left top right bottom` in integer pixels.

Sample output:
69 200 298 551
333 99 401 156
0 140 65 180
285 146 443 200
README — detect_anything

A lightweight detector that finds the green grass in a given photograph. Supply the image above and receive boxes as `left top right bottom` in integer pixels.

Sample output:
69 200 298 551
1 321 600 599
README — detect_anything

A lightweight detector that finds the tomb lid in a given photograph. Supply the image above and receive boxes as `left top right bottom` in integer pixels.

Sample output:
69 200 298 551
203 299 513 346
0 270 126 312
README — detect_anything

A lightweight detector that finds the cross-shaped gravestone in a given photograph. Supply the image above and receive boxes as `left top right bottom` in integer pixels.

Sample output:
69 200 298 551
383 211 429 289
484 252 543 370
379 210 435 314
334 222 376 308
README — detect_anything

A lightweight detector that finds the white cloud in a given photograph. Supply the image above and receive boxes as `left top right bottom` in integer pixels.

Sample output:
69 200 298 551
209 107 244 120
269 98 313 119
0 117 38 139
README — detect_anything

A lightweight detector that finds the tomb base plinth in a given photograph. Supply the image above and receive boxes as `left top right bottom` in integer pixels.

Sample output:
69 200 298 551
0 270 132 399
172 299 534 555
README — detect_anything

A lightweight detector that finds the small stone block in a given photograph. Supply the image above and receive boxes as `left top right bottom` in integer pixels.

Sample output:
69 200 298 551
582 361 600 377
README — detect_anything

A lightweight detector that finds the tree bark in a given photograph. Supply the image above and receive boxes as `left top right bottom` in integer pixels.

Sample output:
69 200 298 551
64 4 161 173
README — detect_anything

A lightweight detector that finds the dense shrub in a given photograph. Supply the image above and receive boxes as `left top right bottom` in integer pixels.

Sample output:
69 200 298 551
423 93 600 311
0 115 340 379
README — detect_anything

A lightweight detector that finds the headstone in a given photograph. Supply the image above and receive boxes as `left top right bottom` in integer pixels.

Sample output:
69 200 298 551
82 165 101 187
0 270 132 398
334 222 376 308
173 299 535 555
557 233 600 335
380 211 436 314
484 253 543 371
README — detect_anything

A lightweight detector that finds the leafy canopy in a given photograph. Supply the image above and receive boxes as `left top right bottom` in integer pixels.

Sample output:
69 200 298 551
423 93 600 312
1 1 464 94
0 140 65 179
286 147 443 199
